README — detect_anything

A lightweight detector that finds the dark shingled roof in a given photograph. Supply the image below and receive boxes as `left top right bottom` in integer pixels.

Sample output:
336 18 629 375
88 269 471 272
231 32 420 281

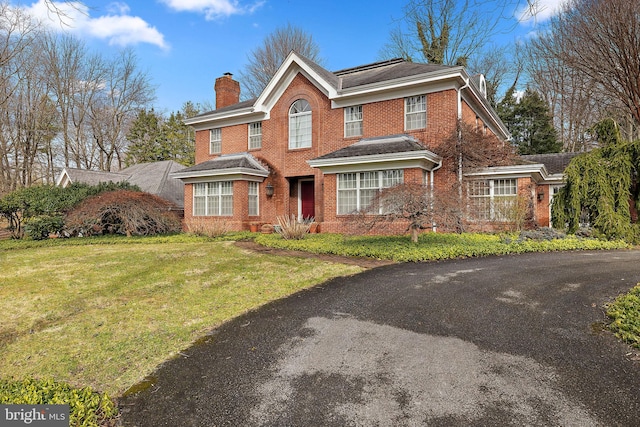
121 160 186 207
59 160 186 207
335 58 454 90
196 54 457 116
313 134 431 160
520 153 580 174
178 153 268 174
63 168 128 186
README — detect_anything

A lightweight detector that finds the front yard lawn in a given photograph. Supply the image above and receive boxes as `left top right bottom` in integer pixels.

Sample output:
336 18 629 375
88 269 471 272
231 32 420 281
0 230 637 425
0 235 362 396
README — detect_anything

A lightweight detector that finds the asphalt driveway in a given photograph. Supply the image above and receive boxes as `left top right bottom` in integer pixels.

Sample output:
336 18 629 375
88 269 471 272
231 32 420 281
119 249 640 426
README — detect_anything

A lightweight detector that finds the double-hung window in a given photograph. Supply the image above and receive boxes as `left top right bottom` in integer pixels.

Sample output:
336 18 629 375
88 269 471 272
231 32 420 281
344 105 363 137
210 128 221 154
405 95 426 130
248 181 259 216
248 122 262 150
193 182 233 216
337 170 404 214
468 178 517 221
289 99 312 149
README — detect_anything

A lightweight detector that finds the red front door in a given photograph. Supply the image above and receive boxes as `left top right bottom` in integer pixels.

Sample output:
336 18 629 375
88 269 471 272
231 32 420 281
300 180 315 219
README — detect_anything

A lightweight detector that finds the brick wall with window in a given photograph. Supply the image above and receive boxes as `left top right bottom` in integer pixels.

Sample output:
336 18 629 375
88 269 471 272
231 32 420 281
190 73 495 232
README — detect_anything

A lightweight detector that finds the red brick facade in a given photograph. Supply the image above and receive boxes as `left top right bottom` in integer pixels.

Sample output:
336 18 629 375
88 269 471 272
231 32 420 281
179 54 555 234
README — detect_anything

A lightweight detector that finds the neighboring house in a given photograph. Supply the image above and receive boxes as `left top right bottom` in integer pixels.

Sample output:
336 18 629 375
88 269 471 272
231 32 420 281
56 160 186 209
173 51 567 233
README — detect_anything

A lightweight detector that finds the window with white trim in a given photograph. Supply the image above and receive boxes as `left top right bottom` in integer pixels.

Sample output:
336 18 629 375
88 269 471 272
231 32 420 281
337 170 404 214
468 178 517 221
209 128 221 154
248 181 259 216
248 122 262 150
289 99 312 149
405 95 426 130
193 182 233 216
344 105 363 137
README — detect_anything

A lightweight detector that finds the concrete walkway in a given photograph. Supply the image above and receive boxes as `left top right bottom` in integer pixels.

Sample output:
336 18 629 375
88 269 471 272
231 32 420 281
119 250 640 426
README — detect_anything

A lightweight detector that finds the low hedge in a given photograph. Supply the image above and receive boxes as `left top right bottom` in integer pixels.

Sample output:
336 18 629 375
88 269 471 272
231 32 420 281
607 284 640 349
254 232 630 262
0 377 117 427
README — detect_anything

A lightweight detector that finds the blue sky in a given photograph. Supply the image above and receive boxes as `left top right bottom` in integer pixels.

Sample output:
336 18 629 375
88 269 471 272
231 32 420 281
14 0 566 113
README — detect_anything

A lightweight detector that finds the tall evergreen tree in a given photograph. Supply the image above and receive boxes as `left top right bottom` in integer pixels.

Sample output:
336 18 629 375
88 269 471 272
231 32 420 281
125 108 164 166
163 111 195 166
125 105 196 167
498 87 560 155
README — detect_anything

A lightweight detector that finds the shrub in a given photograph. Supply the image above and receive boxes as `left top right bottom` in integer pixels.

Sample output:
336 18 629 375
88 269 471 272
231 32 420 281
276 215 311 240
516 227 566 241
0 377 117 427
184 217 230 238
0 182 138 239
23 215 65 240
607 284 640 349
64 190 181 237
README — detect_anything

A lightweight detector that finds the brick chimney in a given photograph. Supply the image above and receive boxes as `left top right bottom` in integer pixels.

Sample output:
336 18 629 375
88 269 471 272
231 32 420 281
215 72 240 109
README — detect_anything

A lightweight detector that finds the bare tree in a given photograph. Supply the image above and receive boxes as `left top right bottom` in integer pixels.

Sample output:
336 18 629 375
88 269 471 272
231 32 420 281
549 0 640 132
525 33 603 152
380 0 518 66
2 35 58 190
238 23 323 99
42 33 106 169
89 49 154 171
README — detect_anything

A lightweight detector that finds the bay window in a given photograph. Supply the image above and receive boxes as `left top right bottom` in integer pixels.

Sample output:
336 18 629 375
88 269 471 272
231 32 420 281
193 182 233 216
337 170 404 214
468 178 517 221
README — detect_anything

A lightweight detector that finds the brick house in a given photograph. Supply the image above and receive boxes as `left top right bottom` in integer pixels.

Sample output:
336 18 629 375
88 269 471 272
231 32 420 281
173 51 563 233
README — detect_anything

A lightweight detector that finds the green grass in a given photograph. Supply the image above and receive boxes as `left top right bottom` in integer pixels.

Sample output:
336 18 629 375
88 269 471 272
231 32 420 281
0 234 362 396
0 231 635 401
607 284 640 349
254 232 630 262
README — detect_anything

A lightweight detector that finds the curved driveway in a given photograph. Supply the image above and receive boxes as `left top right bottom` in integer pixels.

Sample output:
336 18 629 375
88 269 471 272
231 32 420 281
120 250 640 426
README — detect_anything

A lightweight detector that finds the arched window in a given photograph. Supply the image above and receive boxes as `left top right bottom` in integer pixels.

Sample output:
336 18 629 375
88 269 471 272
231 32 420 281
289 99 312 149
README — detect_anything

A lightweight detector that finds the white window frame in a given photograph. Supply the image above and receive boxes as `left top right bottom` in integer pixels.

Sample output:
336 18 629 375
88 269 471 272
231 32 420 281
289 99 312 149
248 122 262 150
209 128 221 154
468 178 518 221
337 170 404 215
344 105 363 137
405 95 426 130
193 182 233 216
248 181 259 216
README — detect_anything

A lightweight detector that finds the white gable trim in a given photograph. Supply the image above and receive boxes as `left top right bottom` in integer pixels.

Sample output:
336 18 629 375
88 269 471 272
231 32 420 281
56 168 71 187
254 51 339 114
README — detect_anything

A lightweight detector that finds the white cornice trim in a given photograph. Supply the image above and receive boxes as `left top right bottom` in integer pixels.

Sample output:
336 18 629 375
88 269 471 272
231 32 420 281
308 151 442 174
465 164 551 183
170 167 269 182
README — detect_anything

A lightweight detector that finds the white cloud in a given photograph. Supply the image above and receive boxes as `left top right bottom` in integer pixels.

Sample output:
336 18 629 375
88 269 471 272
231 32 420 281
20 0 168 50
517 0 568 25
160 0 263 20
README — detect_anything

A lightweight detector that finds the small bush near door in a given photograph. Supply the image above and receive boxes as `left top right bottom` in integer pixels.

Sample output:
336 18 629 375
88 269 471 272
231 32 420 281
276 215 312 240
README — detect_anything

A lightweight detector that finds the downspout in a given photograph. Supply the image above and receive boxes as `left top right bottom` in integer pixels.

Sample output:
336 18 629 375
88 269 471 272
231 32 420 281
457 77 470 179
430 159 443 232
457 76 470 200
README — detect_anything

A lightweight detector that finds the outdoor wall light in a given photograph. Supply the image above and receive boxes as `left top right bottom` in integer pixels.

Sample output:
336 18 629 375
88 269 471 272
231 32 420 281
265 182 274 197
537 190 544 201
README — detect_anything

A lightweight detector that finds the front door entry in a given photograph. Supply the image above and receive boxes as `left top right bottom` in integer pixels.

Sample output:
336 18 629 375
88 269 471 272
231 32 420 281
300 180 315 219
